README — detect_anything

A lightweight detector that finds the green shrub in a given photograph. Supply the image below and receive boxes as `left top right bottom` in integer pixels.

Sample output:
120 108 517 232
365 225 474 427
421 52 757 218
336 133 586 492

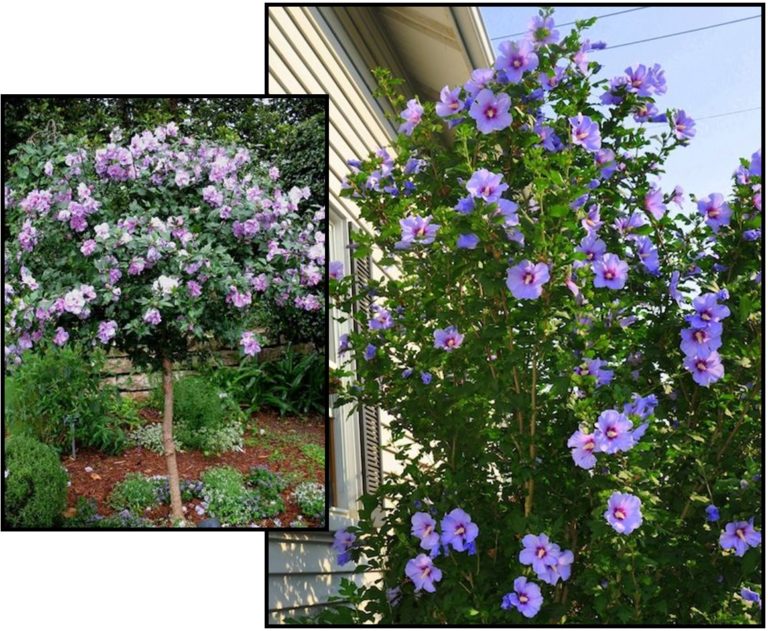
247 466 287 517
201 466 253 526
299 443 325 468
149 375 244 454
109 473 158 514
4 435 69 528
5 346 130 454
293 482 325 519
129 423 174 454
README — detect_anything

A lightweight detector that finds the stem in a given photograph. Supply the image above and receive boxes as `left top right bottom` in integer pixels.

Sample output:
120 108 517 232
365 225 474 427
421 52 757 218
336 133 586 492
162 357 184 522
524 350 538 517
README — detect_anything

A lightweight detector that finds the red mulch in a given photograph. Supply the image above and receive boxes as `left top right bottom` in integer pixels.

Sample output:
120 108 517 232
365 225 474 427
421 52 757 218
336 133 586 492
62 408 324 528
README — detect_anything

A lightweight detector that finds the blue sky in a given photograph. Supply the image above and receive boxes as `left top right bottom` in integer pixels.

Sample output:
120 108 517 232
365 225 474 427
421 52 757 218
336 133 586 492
479 5 762 204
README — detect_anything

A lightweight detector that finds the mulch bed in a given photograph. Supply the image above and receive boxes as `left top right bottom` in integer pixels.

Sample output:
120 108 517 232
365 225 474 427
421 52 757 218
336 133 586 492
62 408 324 528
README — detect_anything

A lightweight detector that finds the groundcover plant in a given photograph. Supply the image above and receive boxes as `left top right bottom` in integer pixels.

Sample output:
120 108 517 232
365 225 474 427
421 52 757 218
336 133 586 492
325 9 762 625
4 117 325 522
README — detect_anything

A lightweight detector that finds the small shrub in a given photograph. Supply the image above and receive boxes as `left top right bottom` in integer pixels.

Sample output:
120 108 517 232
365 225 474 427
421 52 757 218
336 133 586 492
129 423 178 454
299 443 325 467
4 435 69 528
109 473 158 513
293 481 325 519
151 477 205 504
96 510 152 528
201 466 254 526
247 466 287 517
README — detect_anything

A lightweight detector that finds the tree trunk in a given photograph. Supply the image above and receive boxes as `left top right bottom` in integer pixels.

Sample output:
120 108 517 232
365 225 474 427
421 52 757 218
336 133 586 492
162 358 184 522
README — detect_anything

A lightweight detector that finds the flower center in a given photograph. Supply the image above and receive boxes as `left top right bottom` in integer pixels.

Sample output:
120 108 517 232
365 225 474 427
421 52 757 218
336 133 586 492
416 226 426 237
694 330 706 343
676 123 686 132
701 312 711 321
536 547 546 559
606 428 618 439
604 270 615 280
523 272 535 285
584 440 595 451
614 508 626 520
579 365 590 376
485 106 497 119
736 528 747 541
696 360 707 371
577 130 589 140
450 101 459 111
512 58 522 68
446 338 456 347
421 566 432 578
455 525 465 536
708 208 719 218
519 593 529 603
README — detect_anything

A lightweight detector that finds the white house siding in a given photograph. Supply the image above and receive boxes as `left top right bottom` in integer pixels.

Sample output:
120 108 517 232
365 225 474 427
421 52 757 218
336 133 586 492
266 6 492 624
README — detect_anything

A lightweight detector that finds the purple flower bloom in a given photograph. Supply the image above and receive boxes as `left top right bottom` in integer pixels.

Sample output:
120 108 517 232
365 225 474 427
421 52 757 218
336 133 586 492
719 519 762 557
80 239 97 256
605 493 643 535
143 308 162 326
594 410 634 454
671 185 685 207
624 64 665 96
697 193 731 233
644 186 667 220
575 233 606 267
705 505 720 522
434 326 464 351
399 98 424 136
539 65 565 91
539 548 574 585
501 576 543 618
574 358 613 386
420 372 432 385
582 204 602 232
435 86 464 117
749 149 762 177
454 195 475 214
464 67 495 98
690 292 730 328
569 114 601 152
635 236 660 275
743 228 761 241
97 320 117 344
226 286 252 309
495 40 539 83
53 327 69 346
669 271 684 305
683 351 724 387
506 260 550 300
397 215 439 249
680 322 723 358
338 334 350 354
466 168 509 202
240 331 261 357
527 15 559 45
740 587 762 609
456 233 480 249
405 554 443 592
595 148 617 179
593 253 629 290
672 110 696 141
332 529 356 565
363 344 377 361
623 393 658 420
411 512 440 553
519 533 559 575
369 306 394 330
567 430 597 470
441 508 478 552
187 280 202 298
469 89 512 134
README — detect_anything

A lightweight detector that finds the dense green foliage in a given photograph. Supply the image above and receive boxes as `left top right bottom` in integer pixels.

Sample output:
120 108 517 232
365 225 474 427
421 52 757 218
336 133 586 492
108 473 159 514
323 10 762 626
3 435 69 528
200 465 284 526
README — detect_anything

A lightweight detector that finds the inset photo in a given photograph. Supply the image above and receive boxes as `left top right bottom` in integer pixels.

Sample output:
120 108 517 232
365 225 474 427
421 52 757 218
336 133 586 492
2 96 329 530
265 3 762 626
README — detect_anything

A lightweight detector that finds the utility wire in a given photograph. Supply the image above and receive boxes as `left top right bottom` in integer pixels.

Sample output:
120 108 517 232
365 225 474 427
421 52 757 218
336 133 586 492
696 106 762 121
600 14 761 50
489 7 647 40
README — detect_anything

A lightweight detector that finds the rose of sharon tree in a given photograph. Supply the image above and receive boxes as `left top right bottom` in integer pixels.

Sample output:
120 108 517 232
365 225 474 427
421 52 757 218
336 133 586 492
325 10 762 625
4 121 325 521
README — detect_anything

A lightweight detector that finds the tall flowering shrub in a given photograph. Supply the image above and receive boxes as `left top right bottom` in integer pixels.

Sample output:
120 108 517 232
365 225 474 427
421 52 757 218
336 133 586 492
4 120 325 520
327 10 762 624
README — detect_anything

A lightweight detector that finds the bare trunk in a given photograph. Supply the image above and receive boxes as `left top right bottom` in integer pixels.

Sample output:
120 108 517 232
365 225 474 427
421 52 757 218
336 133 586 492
162 358 184 522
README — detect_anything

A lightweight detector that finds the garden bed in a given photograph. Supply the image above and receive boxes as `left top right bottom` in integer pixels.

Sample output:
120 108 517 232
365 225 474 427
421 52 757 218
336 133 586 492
62 409 324 528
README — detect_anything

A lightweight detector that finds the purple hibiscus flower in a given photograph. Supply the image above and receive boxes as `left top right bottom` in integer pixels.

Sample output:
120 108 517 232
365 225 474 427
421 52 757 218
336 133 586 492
594 410 634 454
680 322 723 358
501 576 543 618
332 529 356 565
53 327 69 346
527 15 560 45
567 430 597 469
143 308 162 326
705 505 720 522
672 110 696 140
97 320 117 344
635 236 660 275
690 293 731 328
338 334 350 354
574 358 614 386
454 196 475 214
582 204 603 233
749 149 762 177
593 253 629 289
463 67 495 98
466 168 509 202
369 306 394 330
644 186 667 220
399 98 423 136
420 372 432 385
623 393 658 419
539 65 565 91
363 344 377 361
434 326 464 351
539 549 574 585
329 261 344 280
80 239 97 256
506 260 550 300
435 85 464 117
405 554 442 592
519 533 559 575
605 492 643 535
457 233 480 249
469 89 512 134
683 351 724 387
495 39 539 83
569 114 601 152
697 193 731 233
669 271 684 305
575 233 606 267
440 508 479 552
411 512 440 554
240 331 262 357
719 518 762 557
397 215 440 249
595 148 617 179
740 587 762 609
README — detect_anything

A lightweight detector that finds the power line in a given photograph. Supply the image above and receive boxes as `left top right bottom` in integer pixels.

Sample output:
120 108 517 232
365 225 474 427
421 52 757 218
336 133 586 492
696 106 761 121
489 7 647 41
599 14 761 50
